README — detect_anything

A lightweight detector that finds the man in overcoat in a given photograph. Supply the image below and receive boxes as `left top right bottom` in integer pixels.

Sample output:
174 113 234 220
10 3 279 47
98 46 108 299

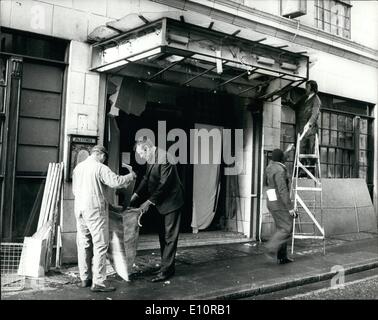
264 149 297 264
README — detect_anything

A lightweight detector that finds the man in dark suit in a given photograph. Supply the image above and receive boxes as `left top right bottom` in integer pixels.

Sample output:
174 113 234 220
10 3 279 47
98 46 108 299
264 149 297 264
286 80 321 176
130 136 184 282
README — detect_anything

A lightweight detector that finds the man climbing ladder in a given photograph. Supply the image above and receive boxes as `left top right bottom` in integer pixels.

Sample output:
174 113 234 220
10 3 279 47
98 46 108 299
286 80 325 254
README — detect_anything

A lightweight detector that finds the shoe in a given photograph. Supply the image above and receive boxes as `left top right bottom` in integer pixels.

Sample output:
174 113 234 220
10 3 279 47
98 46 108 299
150 270 175 283
76 279 92 288
90 284 116 292
278 257 294 265
150 268 161 275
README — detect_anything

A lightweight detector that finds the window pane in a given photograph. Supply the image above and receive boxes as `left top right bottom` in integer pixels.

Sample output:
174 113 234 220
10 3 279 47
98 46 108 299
345 132 353 148
336 149 342 164
335 165 342 178
328 165 334 178
0 30 67 62
16 145 58 173
281 124 295 143
322 129 329 145
338 131 345 147
330 130 337 145
346 117 353 131
331 114 337 128
322 112 330 128
22 63 63 93
324 10 331 22
359 166 367 179
343 150 350 166
328 148 335 164
20 90 61 119
359 134 367 150
360 119 368 134
13 178 44 239
18 118 60 146
359 150 367 166
320 147 328 163
337 115 345 131
321 164 327 178
281 106 296 124
343 166 350 178
331 23 338 35
345 17 351 29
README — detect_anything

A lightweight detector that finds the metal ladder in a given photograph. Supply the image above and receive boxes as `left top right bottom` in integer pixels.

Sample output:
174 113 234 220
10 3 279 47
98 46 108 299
290 132 325 255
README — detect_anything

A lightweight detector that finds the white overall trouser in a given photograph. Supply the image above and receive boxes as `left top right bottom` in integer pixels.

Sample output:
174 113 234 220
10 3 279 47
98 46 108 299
76 207 109 287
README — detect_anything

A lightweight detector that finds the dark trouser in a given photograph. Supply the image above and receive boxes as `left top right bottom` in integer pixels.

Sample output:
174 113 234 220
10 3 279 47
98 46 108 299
158 209 182 274
300 133 315 155
299 133 317 176
265 209 293 260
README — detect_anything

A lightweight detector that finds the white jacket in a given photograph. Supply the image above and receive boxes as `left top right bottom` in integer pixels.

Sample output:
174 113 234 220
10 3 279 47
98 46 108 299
72 156 133 212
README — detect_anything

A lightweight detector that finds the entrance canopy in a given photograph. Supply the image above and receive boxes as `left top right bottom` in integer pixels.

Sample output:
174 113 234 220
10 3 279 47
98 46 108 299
90 13 309 101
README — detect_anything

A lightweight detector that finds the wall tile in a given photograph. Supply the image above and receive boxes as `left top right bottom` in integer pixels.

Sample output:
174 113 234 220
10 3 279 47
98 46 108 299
70 41 91 73
53 6 88 41
1 0 12 27
106 0 139 20
73 0 106 16
63 181 74 200
61 199 77 233
41 0 73 8
263 127 280 150
272 103 281 129
11 0 53 35
69 71 85 104
84 73 100 106
61 232 77 263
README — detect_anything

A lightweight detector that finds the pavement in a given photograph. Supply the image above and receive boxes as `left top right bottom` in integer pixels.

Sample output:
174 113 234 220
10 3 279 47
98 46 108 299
1 232 378 300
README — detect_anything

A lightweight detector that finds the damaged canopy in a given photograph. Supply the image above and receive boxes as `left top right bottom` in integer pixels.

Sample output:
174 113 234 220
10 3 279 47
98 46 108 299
90 13 309 101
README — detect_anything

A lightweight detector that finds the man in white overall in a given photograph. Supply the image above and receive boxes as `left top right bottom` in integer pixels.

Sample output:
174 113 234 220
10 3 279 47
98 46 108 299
72 145 136 292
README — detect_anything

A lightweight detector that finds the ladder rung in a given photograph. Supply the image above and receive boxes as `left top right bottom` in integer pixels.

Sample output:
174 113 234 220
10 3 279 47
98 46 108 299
299 154 318 158
295 187 322 191
294 235 325 239
295 222 315 225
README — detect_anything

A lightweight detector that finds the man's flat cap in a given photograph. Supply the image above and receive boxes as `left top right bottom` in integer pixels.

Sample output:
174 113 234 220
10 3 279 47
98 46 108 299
91 145 108 155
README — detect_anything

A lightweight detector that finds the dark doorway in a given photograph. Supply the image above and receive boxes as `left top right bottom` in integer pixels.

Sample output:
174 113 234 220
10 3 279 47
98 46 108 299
116 101 194 234
112 85 238 235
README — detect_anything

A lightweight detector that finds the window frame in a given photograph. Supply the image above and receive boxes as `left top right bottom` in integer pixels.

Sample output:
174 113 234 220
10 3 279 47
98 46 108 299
281 89 374 198
314 0 352 38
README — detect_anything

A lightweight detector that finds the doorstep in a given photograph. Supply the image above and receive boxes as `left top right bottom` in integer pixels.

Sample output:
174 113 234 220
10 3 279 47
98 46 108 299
137 231 250 251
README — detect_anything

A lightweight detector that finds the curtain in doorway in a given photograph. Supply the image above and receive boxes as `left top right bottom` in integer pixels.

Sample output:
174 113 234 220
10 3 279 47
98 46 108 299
191 124 222 233
108 76 148 117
